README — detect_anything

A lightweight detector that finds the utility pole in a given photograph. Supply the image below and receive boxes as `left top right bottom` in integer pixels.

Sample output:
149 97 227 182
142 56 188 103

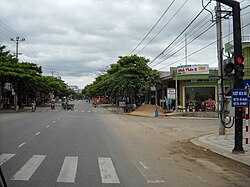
185 33 187 65
216 2 226 135
10 37 25 62
216 0 245 154
51 70 56 77
175 70 178 111
10 36 25 110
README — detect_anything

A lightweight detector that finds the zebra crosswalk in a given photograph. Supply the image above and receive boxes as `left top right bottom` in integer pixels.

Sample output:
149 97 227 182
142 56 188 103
56 156 78 183
11 155 46 181
0 153 120 184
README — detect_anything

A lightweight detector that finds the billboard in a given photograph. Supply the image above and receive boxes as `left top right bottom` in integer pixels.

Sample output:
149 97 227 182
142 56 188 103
177 64 209 75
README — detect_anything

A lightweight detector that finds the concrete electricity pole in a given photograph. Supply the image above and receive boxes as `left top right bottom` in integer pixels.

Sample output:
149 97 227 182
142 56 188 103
10 37 25 62
10 37 25 110
51 70 56 77
216 2 226 135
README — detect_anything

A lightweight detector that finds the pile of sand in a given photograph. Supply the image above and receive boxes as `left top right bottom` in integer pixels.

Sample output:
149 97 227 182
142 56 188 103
128 104 165 117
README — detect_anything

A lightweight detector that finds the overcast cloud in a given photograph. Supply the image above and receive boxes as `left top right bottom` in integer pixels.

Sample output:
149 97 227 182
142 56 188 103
0 0 249 89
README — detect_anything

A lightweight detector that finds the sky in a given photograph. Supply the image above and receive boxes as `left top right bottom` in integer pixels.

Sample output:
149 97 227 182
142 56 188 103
0 0 249 89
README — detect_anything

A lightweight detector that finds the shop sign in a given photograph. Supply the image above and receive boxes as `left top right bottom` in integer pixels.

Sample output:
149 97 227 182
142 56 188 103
167 88 176 100
232 89 248 107
177 64 209 75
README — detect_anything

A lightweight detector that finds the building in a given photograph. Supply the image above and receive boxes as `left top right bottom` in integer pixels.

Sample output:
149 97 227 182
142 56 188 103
148 36 250 112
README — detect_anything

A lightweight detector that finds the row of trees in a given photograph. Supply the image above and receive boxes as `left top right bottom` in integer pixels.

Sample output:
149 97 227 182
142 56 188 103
82 55 160 105
0 45 73 108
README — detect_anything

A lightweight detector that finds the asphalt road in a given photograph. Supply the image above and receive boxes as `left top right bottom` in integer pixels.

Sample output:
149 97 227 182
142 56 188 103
0 101 249 187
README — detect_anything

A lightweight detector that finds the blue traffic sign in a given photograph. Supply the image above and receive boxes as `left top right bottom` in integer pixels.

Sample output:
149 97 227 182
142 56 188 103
122 96 127 101
243 80 250 89
232 89 248 107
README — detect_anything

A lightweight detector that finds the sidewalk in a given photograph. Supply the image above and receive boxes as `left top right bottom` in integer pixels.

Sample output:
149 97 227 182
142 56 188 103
191 132 250 166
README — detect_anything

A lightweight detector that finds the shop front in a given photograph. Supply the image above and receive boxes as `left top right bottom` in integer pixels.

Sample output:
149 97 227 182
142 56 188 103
175 65 219 112
182 82 217 112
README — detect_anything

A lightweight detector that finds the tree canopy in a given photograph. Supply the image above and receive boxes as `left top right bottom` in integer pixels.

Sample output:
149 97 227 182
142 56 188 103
0 45 71 104
83 55 159 104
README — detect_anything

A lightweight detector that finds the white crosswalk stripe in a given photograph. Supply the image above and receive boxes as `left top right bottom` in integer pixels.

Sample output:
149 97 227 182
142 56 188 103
0 153 15 166
98 157 120 183
2 154 121 184
57 156 78 183
11 155 46 181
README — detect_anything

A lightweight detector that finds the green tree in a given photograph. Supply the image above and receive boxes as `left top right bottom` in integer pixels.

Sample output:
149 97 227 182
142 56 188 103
0 45 71 107
83 55 159 105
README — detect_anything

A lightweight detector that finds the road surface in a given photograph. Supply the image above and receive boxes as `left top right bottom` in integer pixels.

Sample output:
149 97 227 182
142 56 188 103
0 100 249 186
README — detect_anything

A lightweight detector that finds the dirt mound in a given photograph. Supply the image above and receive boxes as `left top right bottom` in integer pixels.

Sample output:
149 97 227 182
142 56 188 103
128 104 165 117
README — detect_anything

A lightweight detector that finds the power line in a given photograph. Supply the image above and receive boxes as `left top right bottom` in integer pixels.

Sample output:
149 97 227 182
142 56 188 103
157 22 250 70
150 1 211 65
154 15 212 65
0 21 45 65
152 22 216 68
129 0 176 55
136 0 189 55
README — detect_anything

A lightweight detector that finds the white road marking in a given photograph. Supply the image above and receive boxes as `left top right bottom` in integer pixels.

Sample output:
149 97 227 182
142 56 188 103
57 156 78 183
147 180 166 183
75 110 78 112
17 142 26 148
0 153 15 166
139 161 150 169
81 110 85 112
134 161 165 184
53 121 56 123
57 118 60 120
88 111 91 113
46 125 50 128
98 157 120 184
36 132 40 136
11 155 46 181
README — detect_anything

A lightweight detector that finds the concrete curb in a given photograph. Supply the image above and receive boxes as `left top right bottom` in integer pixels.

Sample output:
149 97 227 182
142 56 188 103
191 134 250 166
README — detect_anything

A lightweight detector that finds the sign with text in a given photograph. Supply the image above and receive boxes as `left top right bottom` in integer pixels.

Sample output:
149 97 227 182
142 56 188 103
167 88 176 100
232 89 248 107
177 64 209 75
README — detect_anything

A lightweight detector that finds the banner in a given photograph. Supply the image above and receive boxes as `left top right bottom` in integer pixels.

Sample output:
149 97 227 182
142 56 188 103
167 88 176 100
177 64 209 75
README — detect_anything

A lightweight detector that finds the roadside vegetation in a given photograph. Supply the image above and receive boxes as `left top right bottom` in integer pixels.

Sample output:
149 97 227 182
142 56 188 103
82 55 160 105
0 45 73 106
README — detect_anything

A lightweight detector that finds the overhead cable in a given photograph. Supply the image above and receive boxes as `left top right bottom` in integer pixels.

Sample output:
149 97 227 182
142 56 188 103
136 0 189 55
152 22 216 68
129 0 176 55
150 1 211 64
158 22 250 70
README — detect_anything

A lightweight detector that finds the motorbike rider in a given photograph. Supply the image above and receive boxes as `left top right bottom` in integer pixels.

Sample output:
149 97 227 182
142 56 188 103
51 100 55 110
31 101 36 112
